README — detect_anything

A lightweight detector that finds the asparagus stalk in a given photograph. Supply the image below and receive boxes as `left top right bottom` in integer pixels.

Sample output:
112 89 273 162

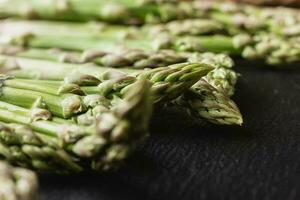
130 55 242 125
145 18 226 36
0 18 299 65
191 1 300 37
0 55 213 103
0 45 235 70
0 19 227 39
147 0 300 37
0 78 153 173
0 19 233 52
0 22 237 54
0 0 298 35
128 59 242 125
95 53 242 125
233 33 300 65
0 52 242 125
0 19 132 39
0 54 242 125
0 83 86 119
173 67 242 125
0 0 202 24
0 73 94 119
0 45 188 69
210 9 300 37
0 161 39 200
1 55 226 125
175 81 242 125
0 0 260 25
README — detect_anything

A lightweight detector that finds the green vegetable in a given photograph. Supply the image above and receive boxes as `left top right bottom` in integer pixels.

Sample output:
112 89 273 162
0 77 153 173
0 54 242 125
0 161 39 200
0 0 202 24
174 68 242 125
0 19 298 65
0 55 213 103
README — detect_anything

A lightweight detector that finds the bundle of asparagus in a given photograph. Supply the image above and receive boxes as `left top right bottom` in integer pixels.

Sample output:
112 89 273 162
0 0 203 24
0 54 242 126
6 0 299 195
0 76 153 173
0 18 299 65
0 161 38 200
0 0 299 197
0 1 256 197
0 0 299 30
206 3 300 37
1 60 229 173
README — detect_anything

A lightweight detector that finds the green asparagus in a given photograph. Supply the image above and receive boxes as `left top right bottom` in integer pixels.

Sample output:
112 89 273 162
0 19 299 65
0 0 299 36
162 1 300 37
0 54 242 125
0 161 39 200
1 0 298 31
0 77 153 173
0 19 226 39
0 76 87 119
0 0 202 24
0 19 237 54
0 45 188 69
173 67 242 125
0 55 213 102
0 45 236 69
154 50 241 125
207 3 300 37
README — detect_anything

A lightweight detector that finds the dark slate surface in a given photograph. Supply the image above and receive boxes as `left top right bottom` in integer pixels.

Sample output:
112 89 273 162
40 60 300 200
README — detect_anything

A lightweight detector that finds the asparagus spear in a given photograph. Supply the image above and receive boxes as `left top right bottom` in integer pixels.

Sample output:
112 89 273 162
173 67 242 125
0 19 236 54
123 58 242 125
0 55 213 102
0 45 236 70
0 45 242 124
0 75 87 119
84 54 242 126
0 19 226 39
0 52 242 124
0 0 258 25
147 0 300 37
0 77 153 173
190 1 300 37
0 55 226 125
0 18 234 51
0 161 39 200
0 19 298 65
0 0 299 35
0 0 202 24
233 33 300 65
0 54 242 125
0 45 188 69
210 8 300 37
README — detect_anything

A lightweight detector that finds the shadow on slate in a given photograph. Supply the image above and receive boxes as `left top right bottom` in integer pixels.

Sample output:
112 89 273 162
41 60 300 200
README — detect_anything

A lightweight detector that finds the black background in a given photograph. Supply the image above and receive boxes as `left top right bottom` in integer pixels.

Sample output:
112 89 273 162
40 60 300 200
